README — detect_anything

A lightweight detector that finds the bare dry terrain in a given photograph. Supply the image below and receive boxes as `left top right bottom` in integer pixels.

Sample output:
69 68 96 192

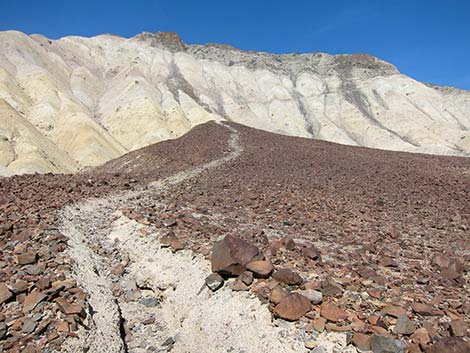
0 121 469 352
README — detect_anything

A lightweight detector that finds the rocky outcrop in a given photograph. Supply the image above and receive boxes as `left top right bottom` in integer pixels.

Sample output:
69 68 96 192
0 30 469 175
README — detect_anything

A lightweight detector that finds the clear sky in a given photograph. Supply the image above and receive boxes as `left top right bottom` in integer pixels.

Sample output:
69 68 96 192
1 0 469 90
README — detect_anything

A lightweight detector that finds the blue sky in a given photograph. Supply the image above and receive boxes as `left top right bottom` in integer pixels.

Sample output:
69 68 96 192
1 0 469 89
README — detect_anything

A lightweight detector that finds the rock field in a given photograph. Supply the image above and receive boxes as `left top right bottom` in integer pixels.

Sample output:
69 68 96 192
0 121 468 352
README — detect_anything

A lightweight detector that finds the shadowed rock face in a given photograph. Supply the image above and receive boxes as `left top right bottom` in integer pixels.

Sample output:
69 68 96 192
0 30 469 175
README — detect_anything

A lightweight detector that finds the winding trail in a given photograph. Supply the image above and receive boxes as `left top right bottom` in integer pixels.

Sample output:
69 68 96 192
58 123 310 353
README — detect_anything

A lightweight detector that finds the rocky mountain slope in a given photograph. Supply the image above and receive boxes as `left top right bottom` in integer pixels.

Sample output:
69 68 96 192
0 30 469 175
1 121 468 352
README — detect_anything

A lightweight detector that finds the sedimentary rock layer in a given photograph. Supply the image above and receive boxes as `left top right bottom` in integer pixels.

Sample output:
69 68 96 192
1 30 469 174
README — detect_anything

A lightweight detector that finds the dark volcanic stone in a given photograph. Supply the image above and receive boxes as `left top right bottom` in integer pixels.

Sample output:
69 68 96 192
205 273 224 292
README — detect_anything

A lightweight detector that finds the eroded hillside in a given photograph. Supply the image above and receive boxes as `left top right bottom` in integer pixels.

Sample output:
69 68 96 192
0 31 469 175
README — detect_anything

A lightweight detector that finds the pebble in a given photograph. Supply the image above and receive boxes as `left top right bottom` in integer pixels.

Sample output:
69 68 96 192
140 296 160 307
205 273 224 292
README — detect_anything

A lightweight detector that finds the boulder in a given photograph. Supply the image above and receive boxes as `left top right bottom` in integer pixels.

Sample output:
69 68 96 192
272 293 311 321
246 260 273 278
211 234 260 277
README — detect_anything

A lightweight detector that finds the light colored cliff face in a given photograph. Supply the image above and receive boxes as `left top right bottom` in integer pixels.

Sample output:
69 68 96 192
0 30 469 174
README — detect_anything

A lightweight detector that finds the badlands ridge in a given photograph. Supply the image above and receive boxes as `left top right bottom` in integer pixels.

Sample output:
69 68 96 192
0 30 469 175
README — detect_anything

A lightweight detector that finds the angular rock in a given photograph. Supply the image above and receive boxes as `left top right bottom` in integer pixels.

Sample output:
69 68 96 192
238 271 253 286
25 265 42 276
139 296 159 308
304 340 318 350
303 246 321 260
312 346 327 353
407 344 423 353
321 280 343 297
23 290 47 312
57 321 70 333
393 315 415 335
21 343 39 353
412 303 442 316
56 297 86 317
352 333 371 351
320 302 348 322
300 289 323 304
381 305 407 318
432 254 451 268
411 327 431 345
246 260 274 278
269 286 288 304
0 283 13 304
325 322 352 332
111 264 126 276
16 252 38 265
450 319 468 337
229 279 250 291
380 256 397 268
273 293 311 321
283 237 296 250
205 273 224 292
432 255 464 280
22 318 37 333
441 267 462 280
272 268 303 285
370 335 406 353
159 231 178 247
0 321 6 339
256 286 271 304
211 234 259 277
36 277 51 291
313 317 327 332
170 239 185 252
425 337 470 353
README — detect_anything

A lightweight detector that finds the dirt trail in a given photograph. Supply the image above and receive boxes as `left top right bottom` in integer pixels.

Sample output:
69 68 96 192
58 123 319 353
